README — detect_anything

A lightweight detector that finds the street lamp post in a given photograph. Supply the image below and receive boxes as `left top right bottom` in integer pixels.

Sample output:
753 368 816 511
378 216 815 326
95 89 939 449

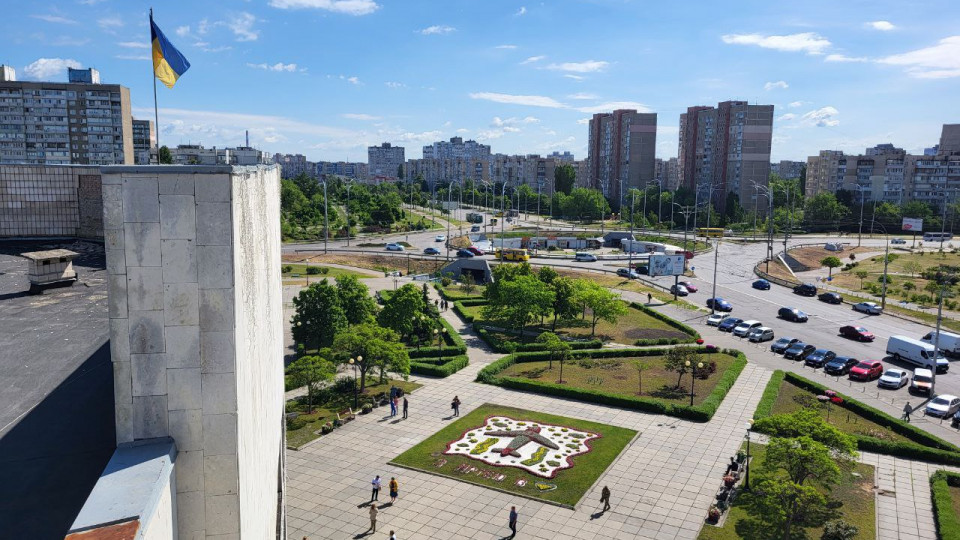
685 359 704 406
348 356 360 409
856 185 868 247
345 179 353 247
320 179 329 254
499 183 508 263
628 189 637 272
535 180 543 256
745 419 754 490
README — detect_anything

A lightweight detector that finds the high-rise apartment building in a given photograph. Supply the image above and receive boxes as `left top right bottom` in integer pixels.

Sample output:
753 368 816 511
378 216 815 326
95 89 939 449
548 151 575 163
940 124 960 156
367 142 405 180
866 143 904 156
273 153 316 178
0 66 133 165
132 119 156 165
771 160 805 180
317 161 367 180
168 144 269 166
677 101 774 212
655 157 680 190
422 137 491 161
586 109 657 208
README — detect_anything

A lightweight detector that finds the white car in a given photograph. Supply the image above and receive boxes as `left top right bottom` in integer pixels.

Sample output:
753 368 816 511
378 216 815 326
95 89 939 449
748 327 775 343
706 313 727 326
435 235 447 242
385 243 405 251
732 320 762 337
853 301 883 315
878 369 910 389
891 238 907 245
926 394 960 417
574 252 598 262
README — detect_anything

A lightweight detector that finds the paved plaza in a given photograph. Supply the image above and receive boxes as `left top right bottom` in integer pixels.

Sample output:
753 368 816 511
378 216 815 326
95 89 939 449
285 278 948 539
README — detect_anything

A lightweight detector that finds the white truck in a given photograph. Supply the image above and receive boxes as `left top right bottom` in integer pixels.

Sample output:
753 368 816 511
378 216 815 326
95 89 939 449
921 330 960 357
887 335 949 373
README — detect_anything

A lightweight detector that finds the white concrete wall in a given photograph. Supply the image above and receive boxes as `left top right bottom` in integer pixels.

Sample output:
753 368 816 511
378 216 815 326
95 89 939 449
141 467 176 540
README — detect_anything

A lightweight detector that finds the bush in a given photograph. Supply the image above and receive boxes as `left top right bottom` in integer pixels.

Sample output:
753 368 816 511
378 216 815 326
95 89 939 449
286 416 307 430
474 325 602 353
441 276 452 287
320 422 334 434
361 403 373 414
821 520 859 540
752 370 786 420
877 274 894 285
332 376 356 395
282 265 293 273
410 354 469 377
306 266 322 275
931 471 960 540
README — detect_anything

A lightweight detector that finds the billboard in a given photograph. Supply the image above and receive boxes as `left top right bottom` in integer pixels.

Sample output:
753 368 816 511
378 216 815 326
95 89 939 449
649 253 686 277
902 217 923 232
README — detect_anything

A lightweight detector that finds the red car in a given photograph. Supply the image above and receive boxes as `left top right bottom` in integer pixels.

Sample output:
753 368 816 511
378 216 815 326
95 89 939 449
466 246 485 256
849 361 883 381
839 325 876 342
678 281 698 293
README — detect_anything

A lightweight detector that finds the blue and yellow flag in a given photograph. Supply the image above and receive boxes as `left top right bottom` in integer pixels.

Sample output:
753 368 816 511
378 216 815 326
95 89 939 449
150 12 190 88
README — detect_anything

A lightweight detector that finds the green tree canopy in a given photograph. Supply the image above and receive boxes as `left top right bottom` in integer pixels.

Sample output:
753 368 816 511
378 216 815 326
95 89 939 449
549 277 581 330
291 279 347 350
332 323 409 392
574 280 628 336
287 354 335 412
483 274 554 337
554 164 576 195
820 256 842 277
535 331 570 370
664 346 699 388
806 193 849 225
336 275 378 325
158 145 172 164
378 283 426 339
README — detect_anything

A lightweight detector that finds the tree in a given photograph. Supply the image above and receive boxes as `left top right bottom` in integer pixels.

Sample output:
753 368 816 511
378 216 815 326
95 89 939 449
806 193 849 226
820 256 842 278
537 266 558 285
632 360 647 395
550 277 580 330
158 145 173 164
291 279 347 350
724 192 745 224
287 355 335 413
333 323 409 392
554 164 576 195
904 260 923 277
664 347 698 388
483 274 554 338
752 409 858 457
575 281 628 336
459 272 476 294
748 476 829 540
397 163 404 180
336 275 377 325
821 520 859 540
855 270 869 288
378 283 426 339
536 332 569 370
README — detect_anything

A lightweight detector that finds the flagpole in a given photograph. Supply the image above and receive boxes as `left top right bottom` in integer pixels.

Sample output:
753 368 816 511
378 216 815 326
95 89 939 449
150 8 160 162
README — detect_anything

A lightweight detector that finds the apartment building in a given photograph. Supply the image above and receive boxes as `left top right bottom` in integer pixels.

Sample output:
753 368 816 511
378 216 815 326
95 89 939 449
0 66 133 165
273 153 316 178
132 119 155 165
655 157 680 190
317 161 367 180
586 109 657 208
771 160 804 180
169 144 269 165
678 101 774 212
367 142 405 180
548 151 575 163
422 137 491 161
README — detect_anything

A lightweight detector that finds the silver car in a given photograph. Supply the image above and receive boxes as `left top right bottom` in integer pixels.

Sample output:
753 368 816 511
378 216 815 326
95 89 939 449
853 302 883 315
926 394 960 417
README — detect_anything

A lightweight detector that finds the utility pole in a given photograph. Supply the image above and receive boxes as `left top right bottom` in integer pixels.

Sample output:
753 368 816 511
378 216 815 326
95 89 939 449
499 183 507 263
710 238 720 315
857 186 866 247
932 277 947 396
345 179 353 247
628 189 636 272
321 179 328 254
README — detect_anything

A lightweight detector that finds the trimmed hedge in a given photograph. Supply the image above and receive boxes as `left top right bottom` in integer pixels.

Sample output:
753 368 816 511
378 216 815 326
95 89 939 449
932 470 960 540
628 302 701 342
474 325 603 353
453 301 476 323
407 317 468 358
476 347 748 422
410 354 469 377
433 283 484 302
752 371 960 465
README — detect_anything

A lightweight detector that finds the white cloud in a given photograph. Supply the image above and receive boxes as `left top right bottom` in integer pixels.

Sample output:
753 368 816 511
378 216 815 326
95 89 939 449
78 0 107 4
23 58 81 80
564 74 585 81
116 54 150 61
764 80 789 90
491 116 540 127
657 126 679 135
777 113 797 121
721 32 831 54
398 130 444 142
118 41 150 49
520 55 546 65
545 60 608 73
495 44 518 49
502 126 521 133
469 92 567 109
97 15 124 30
825 54 867 63
385 81 405 88
227 12 259 41
419 25 455 35
577 101 652 114
195 43 232 53
577 118 590 125
176 26 191 37
801 106 839 127
342 113 381 120
32 14 77 24
476 130 507 141
567 92 598 100
788 101 805 108
456 128 469 134
247 62 299 72
866 20 896 31
877 36 960 78
346 76 360 85
515 6 527 16
268 0 380 15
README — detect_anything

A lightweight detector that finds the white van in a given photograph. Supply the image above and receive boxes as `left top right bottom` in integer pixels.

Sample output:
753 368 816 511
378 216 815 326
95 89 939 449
748 327 775 343
574 252 597 262
887 335 949 373
921 330 960 357
910 367 934 395
733 320 762 337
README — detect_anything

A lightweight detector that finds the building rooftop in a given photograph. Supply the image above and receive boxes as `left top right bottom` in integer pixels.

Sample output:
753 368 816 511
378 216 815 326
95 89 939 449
20 248 79 261
0 240 115 538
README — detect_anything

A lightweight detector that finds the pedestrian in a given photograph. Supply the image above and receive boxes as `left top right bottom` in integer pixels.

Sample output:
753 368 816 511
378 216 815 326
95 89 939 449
434 299 439 310
371 475 381 501
647 293 652 304
390 396 397 417
389 531 396 540
369 503 378 533
600 485 611 512
451 396 461 417
903 402 913 423
389 477 399 503
403 396 408 419
508 506 518 538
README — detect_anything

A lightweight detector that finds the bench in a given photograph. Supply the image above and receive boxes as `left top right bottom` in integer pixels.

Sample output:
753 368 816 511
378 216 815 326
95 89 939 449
337 408 356 422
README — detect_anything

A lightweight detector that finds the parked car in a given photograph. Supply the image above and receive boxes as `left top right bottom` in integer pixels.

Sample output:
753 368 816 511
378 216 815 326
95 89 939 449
470 225 481 232
784 342 817 360
707 297 733 312
925 394 960 418
778 307 809 322
794 283 817 296
634 265 649 275
887 335 949 373
910 367 934 395
849 360 884 381
435 235 447 242
804 349 837 368
891 238 907 245
423 247 440 255
670 284 689 296
616 268 640 279
818 292 843 304
824 242 844 252
456 249 475 258
824 356 860 376
771 337 799 354
839 325 876 342
853 301 883 315
466 246 485 256
878 369 910 389
718 317 744 332
706 313 728 326
752 279 771 290
385 243 405 251
574 252 597 262
677 281 698 293
733 320 763 337
748 327 775 343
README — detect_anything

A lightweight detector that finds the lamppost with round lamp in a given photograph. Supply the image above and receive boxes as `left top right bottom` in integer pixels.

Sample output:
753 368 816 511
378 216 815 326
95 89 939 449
745 419 755 490
348 356 361 409
685 359 704 407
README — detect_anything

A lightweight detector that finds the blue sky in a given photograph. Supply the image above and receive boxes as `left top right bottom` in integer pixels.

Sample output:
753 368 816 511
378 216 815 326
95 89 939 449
4 0 959 163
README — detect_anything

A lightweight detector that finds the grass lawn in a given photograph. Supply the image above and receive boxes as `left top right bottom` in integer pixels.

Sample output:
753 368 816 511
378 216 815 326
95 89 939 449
438 283 486 300
461 301 690 344
770 380 910 444
698 444 876 540
280 263 374 279
390 403 637 508
788 245 875 270
951 484 960 524
550 268 701 309
286 253 445 276
498 352 739 407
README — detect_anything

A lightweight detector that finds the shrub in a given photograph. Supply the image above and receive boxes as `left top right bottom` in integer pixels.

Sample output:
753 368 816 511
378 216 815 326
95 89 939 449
361 403 373 414
286 416 307 430
821 520 859 540
320 422 334 434
410 354 469 377
282 265 293 273
441 276 452 287
306 266 322 275
931 471 960 540
753 370 786 420
877 274 894 285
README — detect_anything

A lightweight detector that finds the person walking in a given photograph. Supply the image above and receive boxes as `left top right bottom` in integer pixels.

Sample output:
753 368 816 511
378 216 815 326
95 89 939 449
390 396 397 417
451 396 461 417
389 531 396 540
371 475 381 501
647 293 652 304
402 396 408 419
508 506 518 538
903 402 913 423
389 477 399 503
600 485 611 512
368 503 378 533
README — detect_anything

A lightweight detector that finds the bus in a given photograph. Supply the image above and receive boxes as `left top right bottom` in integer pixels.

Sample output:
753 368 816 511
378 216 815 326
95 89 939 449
923 232 953 243
497 248 530 262
696 227 724 238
